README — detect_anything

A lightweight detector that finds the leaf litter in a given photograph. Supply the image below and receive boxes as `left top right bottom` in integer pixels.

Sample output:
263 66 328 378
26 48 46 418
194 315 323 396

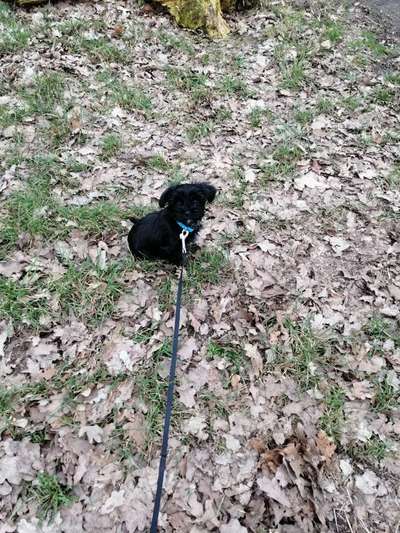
1 0 400 531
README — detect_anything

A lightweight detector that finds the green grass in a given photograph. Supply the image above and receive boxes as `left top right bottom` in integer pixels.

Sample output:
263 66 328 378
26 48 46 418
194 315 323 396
186 120 214 142
279 56 306 91
213 106 232 122
261 142 302 182
30 472 74 523
320 386 345 442
158 31 194 55
0 277 48 327
186 248 228 291
350 31 390 57
65 159 92 173
322 21 344 44
132 326 158 344
0 152 140 255
1 366 129 435
373 378 399 413
134 342 177 449
110 80 152 112
371 86 394 105
157 277 174 312
219 76 250 98
108 425 137 464
229 167 247 208
239 228 255 244
294 109 314 125
267 7 308 43
76 37 128 63
0 387 14 420
348 435 389 463
384 72 400 85
47 260 125 325
0 105 28 128
381 164 400 189
30 429 50 445
233 55 246 69
0 170 57 258
100 133 123 160
199 390 230 419
167 167 187 185
1 258 128 328
166 67 207 93
261 160 295 182
145 154 171 172
207 341 245 374
0 2 31 54
364 315 400 346
365 315 391 340
59 202 131 235
341 95 362 112
316 97 335 114
44 114 74 147
248 107 270 128
22 73 66 115
58 18 86 36
283 319 327 389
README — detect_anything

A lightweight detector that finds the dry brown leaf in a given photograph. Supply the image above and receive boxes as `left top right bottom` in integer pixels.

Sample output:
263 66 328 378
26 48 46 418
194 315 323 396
248 437 265 454
315 431 336 461
257 474 290 507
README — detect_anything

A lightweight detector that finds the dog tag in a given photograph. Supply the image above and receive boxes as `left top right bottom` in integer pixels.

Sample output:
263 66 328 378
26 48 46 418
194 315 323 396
179 230 189 255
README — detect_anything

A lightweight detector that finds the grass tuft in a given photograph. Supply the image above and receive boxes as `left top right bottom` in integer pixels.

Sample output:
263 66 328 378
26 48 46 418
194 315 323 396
186 120 214 142
100 133 123 160
47 260 125 325
0 2 30 54
30 472 74 523
77 37 128 63
22 73 66 115
186 249 228 291
282 319 328 389
145 154 171 172
207 341 245 374
320 386 345 442
348 435 390 463
219 76 250 98
373 378 399 413
0 277 48 326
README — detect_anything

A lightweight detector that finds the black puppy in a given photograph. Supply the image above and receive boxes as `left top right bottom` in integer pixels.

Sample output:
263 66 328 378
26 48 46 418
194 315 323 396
128 182 216 265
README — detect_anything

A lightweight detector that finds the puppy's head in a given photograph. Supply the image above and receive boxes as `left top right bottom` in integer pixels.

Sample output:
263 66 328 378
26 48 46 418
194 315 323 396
159 182 216 227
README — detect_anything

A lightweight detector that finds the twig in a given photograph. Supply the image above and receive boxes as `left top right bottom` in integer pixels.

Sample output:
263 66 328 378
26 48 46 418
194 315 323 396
359 516 372 533
333 508 339 532
345 513 354 533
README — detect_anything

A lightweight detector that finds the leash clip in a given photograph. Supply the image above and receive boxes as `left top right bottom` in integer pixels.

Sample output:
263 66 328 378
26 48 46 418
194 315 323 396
179 229 189 255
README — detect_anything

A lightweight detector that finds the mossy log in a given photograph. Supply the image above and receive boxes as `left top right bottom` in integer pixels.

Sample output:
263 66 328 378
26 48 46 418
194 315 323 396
159 0 230 38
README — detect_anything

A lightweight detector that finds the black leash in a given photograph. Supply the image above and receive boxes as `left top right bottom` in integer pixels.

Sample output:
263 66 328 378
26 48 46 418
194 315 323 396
150 231 188 532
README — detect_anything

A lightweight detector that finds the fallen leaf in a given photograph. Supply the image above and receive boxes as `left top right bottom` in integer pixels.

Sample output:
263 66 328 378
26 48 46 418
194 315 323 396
78 425 103 444
100 490 125 514
315 431 336 461
355 470 380 495
220 519 248 533
257 475 290 506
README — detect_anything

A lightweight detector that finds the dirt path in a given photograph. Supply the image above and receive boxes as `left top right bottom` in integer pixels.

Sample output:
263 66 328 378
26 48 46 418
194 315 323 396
362 0 400 34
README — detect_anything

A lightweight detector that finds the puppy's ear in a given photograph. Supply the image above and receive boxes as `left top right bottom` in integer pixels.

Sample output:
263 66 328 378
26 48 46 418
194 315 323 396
159 185 178 208
197 183 216 203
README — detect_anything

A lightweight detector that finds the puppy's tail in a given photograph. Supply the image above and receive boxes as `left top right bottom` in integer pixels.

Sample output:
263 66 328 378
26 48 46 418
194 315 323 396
129 217 139 224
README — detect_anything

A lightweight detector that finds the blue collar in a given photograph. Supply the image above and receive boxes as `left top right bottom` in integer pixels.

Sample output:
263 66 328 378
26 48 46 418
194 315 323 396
177 221 194 233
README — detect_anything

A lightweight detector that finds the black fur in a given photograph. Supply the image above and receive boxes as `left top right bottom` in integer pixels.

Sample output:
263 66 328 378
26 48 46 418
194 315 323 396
128 182 216 265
